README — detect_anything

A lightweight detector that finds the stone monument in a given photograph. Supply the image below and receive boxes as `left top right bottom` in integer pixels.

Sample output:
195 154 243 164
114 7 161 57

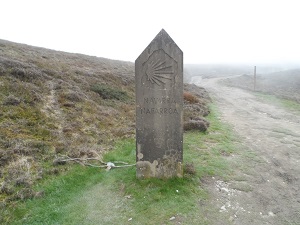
135 29 183 178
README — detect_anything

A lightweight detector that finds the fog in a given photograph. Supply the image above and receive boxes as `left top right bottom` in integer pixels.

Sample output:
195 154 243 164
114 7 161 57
1 0 300 65
184 61 300 104
185 62 300 81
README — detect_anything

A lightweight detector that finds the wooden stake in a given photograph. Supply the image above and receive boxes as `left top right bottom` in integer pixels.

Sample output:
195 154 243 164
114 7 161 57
254 66 256 91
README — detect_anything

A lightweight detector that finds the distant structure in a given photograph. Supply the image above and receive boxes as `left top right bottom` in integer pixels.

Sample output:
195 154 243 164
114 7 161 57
135 29 183 179
254 66 256 91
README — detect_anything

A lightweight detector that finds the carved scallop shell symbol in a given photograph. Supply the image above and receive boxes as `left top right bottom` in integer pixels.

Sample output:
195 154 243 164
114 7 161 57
146 60 174 86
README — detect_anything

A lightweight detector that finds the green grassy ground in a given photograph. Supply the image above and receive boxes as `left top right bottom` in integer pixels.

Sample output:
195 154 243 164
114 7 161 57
1 104 238 225
255 92 300 113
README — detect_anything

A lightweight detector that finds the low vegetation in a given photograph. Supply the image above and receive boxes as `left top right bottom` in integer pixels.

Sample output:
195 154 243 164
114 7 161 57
184 91 199 104
255 92 300 113
1 102 237 224
0 40 211 213
2 39 298 224
91 84 129 101
0 40 135 204
183 86 211 132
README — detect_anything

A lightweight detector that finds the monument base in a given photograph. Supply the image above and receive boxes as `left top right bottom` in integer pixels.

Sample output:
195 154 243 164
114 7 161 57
136 159 183 179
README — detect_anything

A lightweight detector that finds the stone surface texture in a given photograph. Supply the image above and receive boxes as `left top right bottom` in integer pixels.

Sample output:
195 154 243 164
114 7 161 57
135 29 183 178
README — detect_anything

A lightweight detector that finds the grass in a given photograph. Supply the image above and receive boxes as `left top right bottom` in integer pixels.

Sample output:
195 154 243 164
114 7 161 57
0 42 136 203
1 165 104 225
1 103 238 225
255 92 300 113
91 84 129 101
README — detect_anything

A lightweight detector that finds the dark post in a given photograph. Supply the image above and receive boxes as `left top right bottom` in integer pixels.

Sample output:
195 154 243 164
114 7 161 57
254 66 256 91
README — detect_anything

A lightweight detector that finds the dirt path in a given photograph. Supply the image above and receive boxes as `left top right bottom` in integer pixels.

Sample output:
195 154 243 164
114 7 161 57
196 76 300 225
41 80 66 142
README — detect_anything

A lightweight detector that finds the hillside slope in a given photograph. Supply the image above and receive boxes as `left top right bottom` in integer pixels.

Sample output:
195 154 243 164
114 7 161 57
0 40 137 201
0 40 210 201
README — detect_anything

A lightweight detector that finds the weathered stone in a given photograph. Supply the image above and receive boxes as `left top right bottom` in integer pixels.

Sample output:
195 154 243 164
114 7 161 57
135 29 183 178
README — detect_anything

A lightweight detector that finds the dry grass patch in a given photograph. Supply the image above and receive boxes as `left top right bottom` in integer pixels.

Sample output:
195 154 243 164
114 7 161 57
184 91 199 104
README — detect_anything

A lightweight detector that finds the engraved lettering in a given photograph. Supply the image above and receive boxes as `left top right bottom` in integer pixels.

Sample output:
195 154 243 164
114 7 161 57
140 107 179 114
143 97 177 104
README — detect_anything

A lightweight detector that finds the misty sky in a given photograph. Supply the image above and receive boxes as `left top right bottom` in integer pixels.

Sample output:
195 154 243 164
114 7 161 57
1 0 299 64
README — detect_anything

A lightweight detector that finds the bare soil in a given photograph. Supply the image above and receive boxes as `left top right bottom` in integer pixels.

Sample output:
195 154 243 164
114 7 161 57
195 76 300 225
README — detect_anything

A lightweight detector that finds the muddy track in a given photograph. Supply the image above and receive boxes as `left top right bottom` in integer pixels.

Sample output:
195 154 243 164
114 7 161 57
196 77 300 225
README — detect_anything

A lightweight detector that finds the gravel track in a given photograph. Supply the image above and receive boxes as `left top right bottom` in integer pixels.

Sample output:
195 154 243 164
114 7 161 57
196 76 300 225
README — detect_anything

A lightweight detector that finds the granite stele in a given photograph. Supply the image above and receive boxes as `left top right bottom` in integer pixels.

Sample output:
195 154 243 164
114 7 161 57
135 29 183 178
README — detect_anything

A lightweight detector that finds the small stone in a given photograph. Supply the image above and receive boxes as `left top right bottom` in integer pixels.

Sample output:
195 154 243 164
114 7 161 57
128 218 132 221
220 205 226 212
169 216 176 221
268 211 275 217
107 162 115 167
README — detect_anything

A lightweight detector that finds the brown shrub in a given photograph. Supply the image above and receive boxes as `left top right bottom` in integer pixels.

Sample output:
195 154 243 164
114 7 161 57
184 163 196 175
0 150 13 166
63 91 82 102
184 118 209 132
184 92 199 104
14 188 35 201
0 65 5 75
0 182 14 195
62 102 76 107
183 103 210 121
193 117 210 127
3 95 21 106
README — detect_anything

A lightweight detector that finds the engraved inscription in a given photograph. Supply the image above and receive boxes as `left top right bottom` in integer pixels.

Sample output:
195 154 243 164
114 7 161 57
141 49 178 90
144 97 176 104
140 107 179 114
141 96 178 115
